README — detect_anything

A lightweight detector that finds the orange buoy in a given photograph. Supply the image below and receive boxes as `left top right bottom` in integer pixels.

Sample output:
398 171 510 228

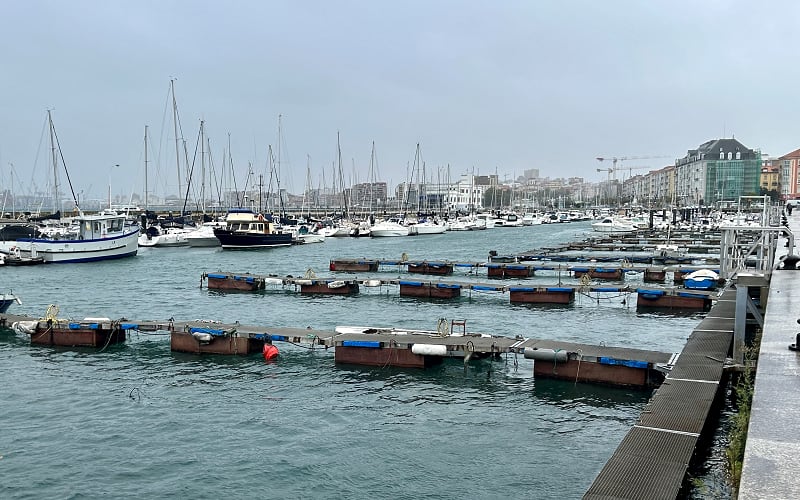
263 343 279 361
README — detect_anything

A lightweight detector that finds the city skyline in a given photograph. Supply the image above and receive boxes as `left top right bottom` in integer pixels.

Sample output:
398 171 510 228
2 1 799 205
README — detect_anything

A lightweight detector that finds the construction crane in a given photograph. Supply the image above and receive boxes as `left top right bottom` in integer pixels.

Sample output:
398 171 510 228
596 165 653 182
595 155 670 181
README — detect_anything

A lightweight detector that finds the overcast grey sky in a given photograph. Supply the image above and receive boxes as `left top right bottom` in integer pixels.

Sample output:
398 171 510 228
1 0 798 204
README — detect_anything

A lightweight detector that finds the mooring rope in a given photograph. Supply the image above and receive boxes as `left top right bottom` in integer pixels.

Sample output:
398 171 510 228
574 349 584 386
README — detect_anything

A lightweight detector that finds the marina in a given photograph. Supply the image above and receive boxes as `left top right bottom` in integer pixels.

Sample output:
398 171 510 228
0 216 794 498
3 4 799 498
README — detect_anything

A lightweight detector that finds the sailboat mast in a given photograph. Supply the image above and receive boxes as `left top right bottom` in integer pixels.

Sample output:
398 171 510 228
170 79 182 202
48 110 60 213
277 114 281 199
200 120 206 214
276 115 285 218
304 154 311 220
415 144 421 214
143 125 149 211
369 141 376 214
337 132 348 219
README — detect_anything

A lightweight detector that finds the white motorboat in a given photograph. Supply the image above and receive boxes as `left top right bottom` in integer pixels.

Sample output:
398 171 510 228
318 224 350 237
370 220 409 237
282 224 326 244
591 217 636 233
475 213 498 228
410 220 447 235
138 226 191 247
521 213 543 226
448 219 471 231
185 221 225 247
495 213 523 227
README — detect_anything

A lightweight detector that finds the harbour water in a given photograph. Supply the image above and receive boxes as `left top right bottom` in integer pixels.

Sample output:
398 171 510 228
1 221 707 499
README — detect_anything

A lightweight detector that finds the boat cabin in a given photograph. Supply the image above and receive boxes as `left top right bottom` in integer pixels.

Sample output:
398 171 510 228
79 214 127 239
224 209 277 234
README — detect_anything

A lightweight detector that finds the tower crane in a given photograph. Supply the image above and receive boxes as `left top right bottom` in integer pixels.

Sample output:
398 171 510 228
595 155 670 181
596 165 653 182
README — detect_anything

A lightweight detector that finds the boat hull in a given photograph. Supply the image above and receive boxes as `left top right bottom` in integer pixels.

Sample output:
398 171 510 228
214 230 293 248
185 236 221 247
4 230 140 263
410 224 447 235
0 295 20 313
591 225 635 233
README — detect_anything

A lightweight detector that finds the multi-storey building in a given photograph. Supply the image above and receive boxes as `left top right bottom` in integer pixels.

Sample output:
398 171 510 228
446 174 495 211
674 138 761 206
649 165 675 206
760 166 780 195
778 148 800 200
349 182 388 209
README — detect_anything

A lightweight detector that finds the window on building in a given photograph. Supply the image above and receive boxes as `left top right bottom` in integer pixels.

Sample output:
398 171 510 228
727 152 732 160
736 151 741 160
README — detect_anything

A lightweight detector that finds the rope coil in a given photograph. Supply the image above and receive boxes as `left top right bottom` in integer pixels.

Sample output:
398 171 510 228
44 304 59 322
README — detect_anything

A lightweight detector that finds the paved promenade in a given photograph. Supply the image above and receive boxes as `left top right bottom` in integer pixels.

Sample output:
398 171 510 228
739 214 800 498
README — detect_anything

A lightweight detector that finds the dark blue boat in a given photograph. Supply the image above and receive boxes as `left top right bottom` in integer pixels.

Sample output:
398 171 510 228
213 209 293 249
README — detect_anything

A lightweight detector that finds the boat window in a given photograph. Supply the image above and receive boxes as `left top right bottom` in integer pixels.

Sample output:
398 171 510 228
94 221 102 232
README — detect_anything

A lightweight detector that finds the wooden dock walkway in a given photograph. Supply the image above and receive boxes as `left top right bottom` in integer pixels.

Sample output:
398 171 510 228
200 271 716 311
0 312 673 388
328 257 720 278
583 288 737 499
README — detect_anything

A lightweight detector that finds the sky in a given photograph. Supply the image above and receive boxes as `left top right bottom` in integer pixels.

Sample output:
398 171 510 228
1 0 799 205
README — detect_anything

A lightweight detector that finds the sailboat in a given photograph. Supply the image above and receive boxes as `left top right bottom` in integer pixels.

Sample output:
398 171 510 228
0 111 140 263
139 80 194 248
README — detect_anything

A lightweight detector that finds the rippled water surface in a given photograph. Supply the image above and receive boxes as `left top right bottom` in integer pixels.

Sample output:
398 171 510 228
1 222 705 499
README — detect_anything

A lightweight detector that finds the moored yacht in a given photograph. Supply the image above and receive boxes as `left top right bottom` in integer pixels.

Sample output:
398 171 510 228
0 210 140 263
591 217 636 233
213 209 293 248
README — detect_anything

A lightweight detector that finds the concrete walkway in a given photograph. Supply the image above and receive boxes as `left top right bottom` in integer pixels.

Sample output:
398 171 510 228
739 214 800 498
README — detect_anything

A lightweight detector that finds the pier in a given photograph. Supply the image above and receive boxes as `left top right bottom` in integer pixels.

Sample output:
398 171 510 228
329 257 721 280
0 312 672 388
584 288 737 499
585 216 796 498
201 271 715 310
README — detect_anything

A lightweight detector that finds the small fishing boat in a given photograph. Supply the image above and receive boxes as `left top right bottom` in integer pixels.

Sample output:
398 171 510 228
0 211 140 263
0 113 141 263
